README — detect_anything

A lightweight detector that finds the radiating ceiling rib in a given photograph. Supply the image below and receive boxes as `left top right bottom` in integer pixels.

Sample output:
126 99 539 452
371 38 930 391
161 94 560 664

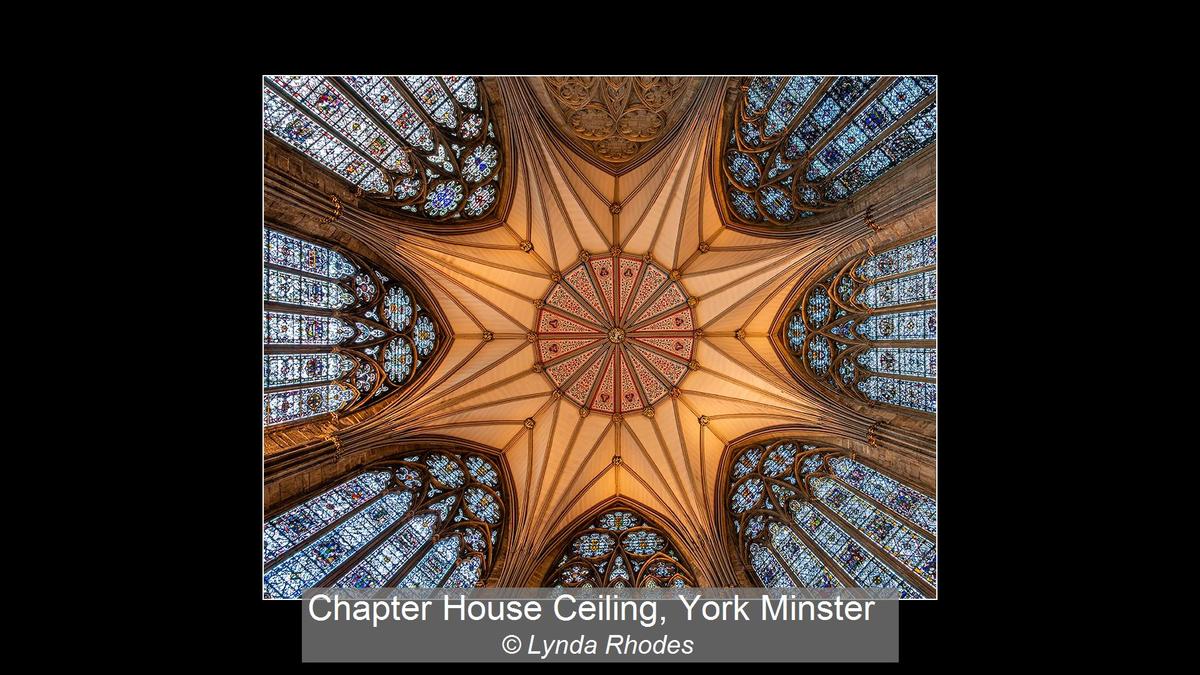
396 243 535 331
620 133 692 252
271 78 929 587
534 127 610 252
620 420 704 536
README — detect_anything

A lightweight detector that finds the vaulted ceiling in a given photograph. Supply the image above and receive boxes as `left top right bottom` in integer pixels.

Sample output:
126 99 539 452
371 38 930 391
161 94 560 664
263 76 936 586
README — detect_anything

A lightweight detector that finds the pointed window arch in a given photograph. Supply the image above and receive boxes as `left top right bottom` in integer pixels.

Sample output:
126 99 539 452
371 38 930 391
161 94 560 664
263 227 443 427
784 231 936 414
722 76 936 229
263 450 506 598
544 507 696 588
263 76 503 222
727 440 935 598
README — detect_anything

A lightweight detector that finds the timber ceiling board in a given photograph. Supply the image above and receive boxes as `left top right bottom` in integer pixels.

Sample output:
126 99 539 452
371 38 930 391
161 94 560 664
274 75 914 583
527 77 711 173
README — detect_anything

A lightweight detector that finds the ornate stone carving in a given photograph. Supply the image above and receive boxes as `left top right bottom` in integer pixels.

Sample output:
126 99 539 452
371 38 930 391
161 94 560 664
540 77 698 167
317 194 343 225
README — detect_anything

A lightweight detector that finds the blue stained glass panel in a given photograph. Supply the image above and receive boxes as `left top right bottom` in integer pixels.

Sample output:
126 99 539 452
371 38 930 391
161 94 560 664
726 76 934 226
263 471 392 564
332 510 433 588
812 478 936 585
414 315 437 357
263 492 413 599
856 347 935 379
265 229 357 279
768 521 843 588
264 383 353 425
857 270 936 309
855 309 936 340
264 311 354 345
263 87 388 193
264 353 355 389
397 535 460 587
444 556 483 588
622 531 665 556
264 269 355 309
828 456 936 534
857 235 936 280
858 377 936 412
789 501 922 598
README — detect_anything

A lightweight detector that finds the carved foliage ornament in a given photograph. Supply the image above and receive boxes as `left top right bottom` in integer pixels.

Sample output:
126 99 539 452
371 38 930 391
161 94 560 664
544 77 687 163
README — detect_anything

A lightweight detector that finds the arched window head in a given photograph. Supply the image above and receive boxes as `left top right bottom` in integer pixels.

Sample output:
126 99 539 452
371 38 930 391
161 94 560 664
264 450 506 598
263 76 503 222
784 232 936 414
727 441 935 598
263 227 444 427
545 508 696 588
722 77 936 229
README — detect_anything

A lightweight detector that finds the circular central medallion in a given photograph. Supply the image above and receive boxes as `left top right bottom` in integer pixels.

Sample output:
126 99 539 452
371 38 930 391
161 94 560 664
536 252 695 413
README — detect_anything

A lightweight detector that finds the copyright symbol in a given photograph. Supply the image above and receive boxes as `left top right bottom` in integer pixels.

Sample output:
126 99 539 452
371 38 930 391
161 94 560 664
501 635 521 654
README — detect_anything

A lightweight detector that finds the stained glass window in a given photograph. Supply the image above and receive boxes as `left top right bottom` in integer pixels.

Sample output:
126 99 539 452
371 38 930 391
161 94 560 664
727 440 935 598
723 76 936 227
263 451 505 598
263 227 442 426
264 76 503 221
785 232 936 414
545 508 696 588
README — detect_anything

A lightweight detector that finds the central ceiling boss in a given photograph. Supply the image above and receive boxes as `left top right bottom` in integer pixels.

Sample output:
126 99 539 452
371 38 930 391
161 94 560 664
535 250 696 415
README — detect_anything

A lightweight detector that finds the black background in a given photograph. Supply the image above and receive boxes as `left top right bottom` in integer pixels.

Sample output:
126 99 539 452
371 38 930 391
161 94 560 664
156 43 1040 666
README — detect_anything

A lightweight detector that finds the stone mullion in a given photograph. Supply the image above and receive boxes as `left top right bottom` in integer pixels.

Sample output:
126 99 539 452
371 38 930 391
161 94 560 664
819 91 936 188
758 77 895 195
373 490 464 588
262 78 392 179
262 260 359 289
758 77 838 174
388 76 462 176
760 537 804 587
825 472 936 541
263 474 395 575
329 77 418 163
776 512 857 589
857 263 937 287
807 493 936 598
793 77 896 186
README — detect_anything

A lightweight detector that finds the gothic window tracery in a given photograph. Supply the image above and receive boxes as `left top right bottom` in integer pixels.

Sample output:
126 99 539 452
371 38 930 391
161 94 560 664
728 441 935 598
263 451 505 598
723 76 936 227
263 227 442 427
263 76 503 221
545 508 696 588
785 232 936 414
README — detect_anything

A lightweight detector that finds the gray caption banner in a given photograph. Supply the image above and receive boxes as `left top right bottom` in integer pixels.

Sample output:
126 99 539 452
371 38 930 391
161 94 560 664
301 587 898 662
